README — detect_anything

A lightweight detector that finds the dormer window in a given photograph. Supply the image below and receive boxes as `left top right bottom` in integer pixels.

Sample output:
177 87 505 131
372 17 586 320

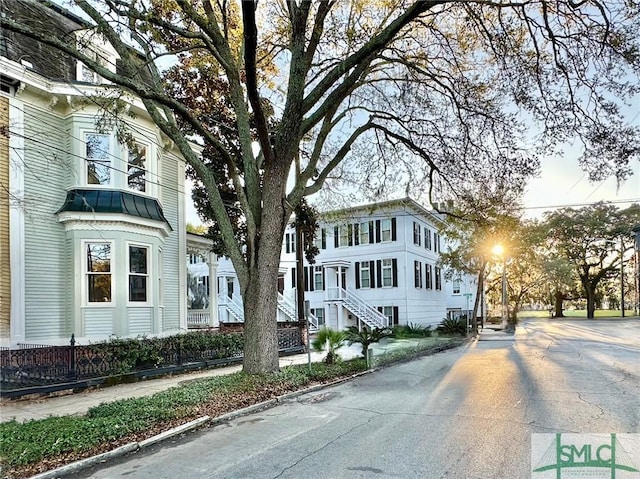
86 133 111 185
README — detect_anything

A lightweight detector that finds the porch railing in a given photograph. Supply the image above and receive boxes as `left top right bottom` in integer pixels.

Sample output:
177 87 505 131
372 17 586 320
325 287 388 329
187 309 211 327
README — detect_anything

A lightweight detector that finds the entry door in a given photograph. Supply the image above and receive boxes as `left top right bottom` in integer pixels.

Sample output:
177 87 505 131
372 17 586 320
227 277 234 299
277 274 285 295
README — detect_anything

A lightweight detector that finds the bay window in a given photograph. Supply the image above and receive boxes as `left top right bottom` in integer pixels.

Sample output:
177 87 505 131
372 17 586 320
85 133 111 185
129 245 149 302
128 144 147 192
86 242 112 302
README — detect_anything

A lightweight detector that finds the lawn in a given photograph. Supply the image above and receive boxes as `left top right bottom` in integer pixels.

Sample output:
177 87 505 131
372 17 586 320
517 310 631 319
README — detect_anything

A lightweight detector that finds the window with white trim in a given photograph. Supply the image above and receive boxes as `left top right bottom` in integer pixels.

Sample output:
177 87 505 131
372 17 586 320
435 266 442 290
414 260 422 288
313 266 324 290
359 221 370 245
381 219 392 242
453 279 461 295
129 245 149 302
158 249 163 305
86 242 112 302
360 262 371 288
311 308 325 326
426 264 433 289
382 258 393 287
85 133 111 185
425 227 432 250
339 225 350 247
127 144 147 192
413 222 421 246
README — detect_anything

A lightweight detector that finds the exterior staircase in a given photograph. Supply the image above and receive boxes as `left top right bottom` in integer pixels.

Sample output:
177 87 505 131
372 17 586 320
218 293 319 332
277 293 319 332
327 287 388 329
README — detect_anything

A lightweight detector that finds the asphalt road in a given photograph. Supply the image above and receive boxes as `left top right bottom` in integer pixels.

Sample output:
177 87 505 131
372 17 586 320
76 318 640 479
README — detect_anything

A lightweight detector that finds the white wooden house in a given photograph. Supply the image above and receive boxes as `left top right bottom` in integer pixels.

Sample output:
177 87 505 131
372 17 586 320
209 198 477 331
0 2 189 347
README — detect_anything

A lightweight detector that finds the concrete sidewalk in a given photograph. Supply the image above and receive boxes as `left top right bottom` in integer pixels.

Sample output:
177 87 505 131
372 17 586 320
0 338 455 424
0 348 361 424
477 325 517 341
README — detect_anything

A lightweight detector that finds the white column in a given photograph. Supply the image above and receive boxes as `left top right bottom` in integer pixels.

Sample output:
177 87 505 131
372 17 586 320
207 252 218 327
9 97 25 345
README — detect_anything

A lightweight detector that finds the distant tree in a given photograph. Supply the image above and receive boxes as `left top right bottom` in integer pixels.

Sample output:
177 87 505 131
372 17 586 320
4 0 639 373
186 223 208 236
543 203 640 318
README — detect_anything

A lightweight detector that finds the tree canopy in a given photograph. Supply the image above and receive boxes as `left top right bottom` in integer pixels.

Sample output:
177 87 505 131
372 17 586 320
3 0 639 372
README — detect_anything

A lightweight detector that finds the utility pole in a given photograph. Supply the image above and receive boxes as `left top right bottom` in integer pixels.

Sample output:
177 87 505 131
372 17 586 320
620 236 625 317
296 219 305 323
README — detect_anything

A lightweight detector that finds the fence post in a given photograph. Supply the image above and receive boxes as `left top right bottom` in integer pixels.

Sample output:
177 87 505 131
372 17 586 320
69 334 76 380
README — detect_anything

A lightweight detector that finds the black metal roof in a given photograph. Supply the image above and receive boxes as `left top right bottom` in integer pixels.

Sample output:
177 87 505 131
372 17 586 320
57 189 172 230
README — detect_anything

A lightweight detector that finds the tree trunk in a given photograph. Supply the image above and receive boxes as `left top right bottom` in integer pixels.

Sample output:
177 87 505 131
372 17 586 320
240 170 290 374
585 285 596 319
472 262 486 330
553 291 565 318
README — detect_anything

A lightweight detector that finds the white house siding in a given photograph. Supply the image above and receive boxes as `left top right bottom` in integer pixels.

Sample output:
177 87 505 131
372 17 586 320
83 308 115 337
128 307 153 335
281 200 451 329
22 102 69 342
158 152 183 332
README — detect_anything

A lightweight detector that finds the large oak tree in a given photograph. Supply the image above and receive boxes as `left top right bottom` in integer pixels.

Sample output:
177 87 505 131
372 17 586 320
3 0 639 372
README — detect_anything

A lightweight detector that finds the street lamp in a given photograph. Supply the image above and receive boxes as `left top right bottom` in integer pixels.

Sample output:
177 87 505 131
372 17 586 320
492 244 508 330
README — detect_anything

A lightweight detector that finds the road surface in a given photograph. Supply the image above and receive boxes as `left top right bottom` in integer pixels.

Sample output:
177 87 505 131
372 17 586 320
75 318 640 479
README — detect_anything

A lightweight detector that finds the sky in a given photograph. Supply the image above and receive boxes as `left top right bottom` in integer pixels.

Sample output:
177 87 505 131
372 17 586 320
186 155 639 226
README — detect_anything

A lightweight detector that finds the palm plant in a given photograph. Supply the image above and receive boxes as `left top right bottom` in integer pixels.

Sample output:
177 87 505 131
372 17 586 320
311 328 346 364
344 326 392 361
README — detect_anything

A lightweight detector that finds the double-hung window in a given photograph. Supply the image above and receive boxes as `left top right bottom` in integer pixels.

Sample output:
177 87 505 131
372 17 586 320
381 219 392 242
413 222 421 246
339 225 350 247
425 264 433 289
86 242 112 302
127 144 147 192
359 222 370 245
414 260 422 288
435 266 442 290
85 133 111 185
129 245 149 302
360 262 371 288
453 279 461 295
425 228 431 250
313 266 324 290
381 259 393 287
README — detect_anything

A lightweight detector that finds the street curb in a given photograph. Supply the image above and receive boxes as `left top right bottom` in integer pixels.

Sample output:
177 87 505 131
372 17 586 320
27 344 462 478
27 372 375 479
29 443 139 479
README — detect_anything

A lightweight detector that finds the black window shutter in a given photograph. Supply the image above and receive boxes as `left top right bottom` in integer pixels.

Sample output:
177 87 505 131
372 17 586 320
392 258 398 287
369 221 374 243
355 262 361 289
309 267 314 291
354 224 360 246
292 267 296 288
321 228 326 249
376 259 382 288
322 268 326 290
348 224 353 246
391 218 397 241
375 220 381 243
304 267 309 292
370 261 375 284
334 226 339 248
393 306 399 325
285 234 290 254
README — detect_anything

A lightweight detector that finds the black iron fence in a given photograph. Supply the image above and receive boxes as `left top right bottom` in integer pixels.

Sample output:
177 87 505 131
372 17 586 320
1 328 304 398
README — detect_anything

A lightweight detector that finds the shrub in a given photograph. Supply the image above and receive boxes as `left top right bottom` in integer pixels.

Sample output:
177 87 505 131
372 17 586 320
392 323 433 339
436 318 467 335
344 326 392 360
311 328 346 364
